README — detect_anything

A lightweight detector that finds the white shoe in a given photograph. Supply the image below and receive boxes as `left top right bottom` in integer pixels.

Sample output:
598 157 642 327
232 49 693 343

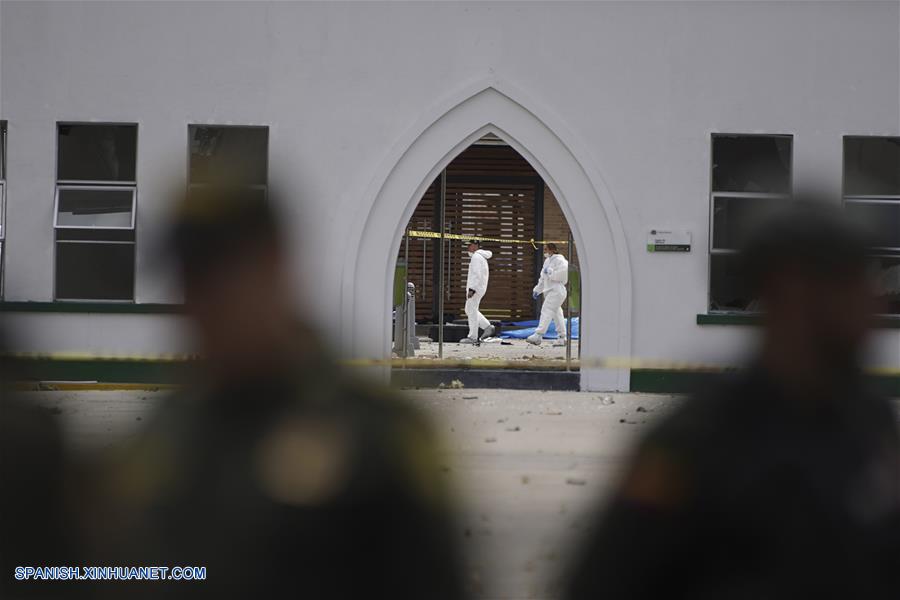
526 333 542 346
553 338 567 347
459 337 478 344
479 325 495 341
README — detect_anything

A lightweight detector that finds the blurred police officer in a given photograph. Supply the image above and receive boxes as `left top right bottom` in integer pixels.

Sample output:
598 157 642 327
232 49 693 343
99 186 466 599
564 201 900 599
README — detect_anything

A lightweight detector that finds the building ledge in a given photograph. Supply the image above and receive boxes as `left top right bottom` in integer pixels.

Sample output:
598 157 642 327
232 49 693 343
697 313 900 329
0 301 185 314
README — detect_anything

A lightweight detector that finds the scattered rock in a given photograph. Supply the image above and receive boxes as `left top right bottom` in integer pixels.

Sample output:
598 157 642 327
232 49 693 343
497 418 507 424
462 395 478 400
636 406 648 413
566 477 587 486
484 437 497 443
506 426 521 432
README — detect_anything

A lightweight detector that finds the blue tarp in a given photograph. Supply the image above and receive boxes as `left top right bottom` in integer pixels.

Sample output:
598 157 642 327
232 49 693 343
500 317 579 340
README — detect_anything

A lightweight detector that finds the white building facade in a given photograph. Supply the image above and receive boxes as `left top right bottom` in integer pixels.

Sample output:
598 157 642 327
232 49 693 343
0 0 898 390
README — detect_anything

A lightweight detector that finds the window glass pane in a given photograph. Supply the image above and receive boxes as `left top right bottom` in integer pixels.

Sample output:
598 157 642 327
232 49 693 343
189 126 268 185
56 228 134 242
57 189 134 228
710 253 756 312
872 255 900 315
0 121 6 180
57 124 137 182
55 242 134 300
845 201 900 249
712 195 784 251
712 135 791 194
844 137 900 196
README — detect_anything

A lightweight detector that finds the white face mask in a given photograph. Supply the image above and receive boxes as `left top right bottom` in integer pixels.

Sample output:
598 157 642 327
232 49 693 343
467 251 474 258
543 253 550 260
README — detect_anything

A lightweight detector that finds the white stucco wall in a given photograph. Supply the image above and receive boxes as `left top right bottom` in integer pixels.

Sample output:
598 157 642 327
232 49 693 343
1 1 898 388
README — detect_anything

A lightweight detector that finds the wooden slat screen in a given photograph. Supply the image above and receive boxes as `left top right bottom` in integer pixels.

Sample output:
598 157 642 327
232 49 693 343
398 144 575 323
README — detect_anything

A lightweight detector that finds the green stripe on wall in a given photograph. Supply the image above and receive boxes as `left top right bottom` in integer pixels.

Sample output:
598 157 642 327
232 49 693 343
1 357 897 397
697 313 900 328
0 302 185 314
7 357 198 384
630 368 900 397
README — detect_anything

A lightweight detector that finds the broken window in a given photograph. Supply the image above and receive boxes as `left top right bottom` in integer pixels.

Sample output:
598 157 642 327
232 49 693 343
844 136 900 315
188 125 268 187
54 123 137 301
709 134 792 312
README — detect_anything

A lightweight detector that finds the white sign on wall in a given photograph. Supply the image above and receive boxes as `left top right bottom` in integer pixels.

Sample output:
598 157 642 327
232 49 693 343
647 229 691 252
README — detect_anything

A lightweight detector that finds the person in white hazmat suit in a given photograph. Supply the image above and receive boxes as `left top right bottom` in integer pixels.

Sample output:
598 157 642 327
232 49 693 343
461 240 495 344
527 243 569 347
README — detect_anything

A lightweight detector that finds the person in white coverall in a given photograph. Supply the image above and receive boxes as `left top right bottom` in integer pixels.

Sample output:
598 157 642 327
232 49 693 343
461 240 495 344
527 243 569 346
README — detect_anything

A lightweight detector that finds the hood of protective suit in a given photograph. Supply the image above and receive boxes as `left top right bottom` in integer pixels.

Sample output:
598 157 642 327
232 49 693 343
466 248 492 296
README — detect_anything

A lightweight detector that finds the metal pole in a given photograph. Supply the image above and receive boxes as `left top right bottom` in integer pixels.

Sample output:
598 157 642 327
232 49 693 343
566 231 573 371
404 232 410 364
437 169 446 359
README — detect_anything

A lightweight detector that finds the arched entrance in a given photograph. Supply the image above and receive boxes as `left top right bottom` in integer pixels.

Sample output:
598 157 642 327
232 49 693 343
339 80 632 390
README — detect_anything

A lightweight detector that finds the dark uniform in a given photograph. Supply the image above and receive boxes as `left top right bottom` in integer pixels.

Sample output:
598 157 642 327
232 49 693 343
565 366 900 600
99 347 465 599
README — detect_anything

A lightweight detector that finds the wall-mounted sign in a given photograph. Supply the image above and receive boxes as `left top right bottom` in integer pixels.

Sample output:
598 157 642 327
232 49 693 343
647 229 691 252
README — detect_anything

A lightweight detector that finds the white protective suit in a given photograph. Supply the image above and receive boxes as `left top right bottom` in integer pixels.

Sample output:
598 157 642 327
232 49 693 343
465 249 492 339
533 253 569 339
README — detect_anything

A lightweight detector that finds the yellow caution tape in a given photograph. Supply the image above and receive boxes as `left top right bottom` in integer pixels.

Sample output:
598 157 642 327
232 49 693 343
2 352 898 376
406 229 570 250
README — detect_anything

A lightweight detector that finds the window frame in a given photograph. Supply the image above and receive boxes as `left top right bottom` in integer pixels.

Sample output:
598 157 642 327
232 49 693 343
53 185 137 230
53 121 138 303
0 120 6 297
842 135 900 315
708 133 794 313
187 123 270 188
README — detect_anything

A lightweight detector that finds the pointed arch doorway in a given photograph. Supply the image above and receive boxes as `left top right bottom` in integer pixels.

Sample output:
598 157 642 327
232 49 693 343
339 82 632 391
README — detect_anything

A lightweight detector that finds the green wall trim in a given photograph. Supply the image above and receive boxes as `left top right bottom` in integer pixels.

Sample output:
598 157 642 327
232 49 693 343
2 356 898 397
696 313 761 326
630 368 900 397
0 302 185 314
697 313 900 329
7 357 198 384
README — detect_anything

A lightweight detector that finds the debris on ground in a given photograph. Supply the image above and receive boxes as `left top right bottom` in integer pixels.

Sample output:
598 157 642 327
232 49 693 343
39 405 63 416
521 475 530 485
636 406 648 413
544 411 563 415
497 418 507 423
462 395 479 400
565 477 587 486
506 426 521 432
484 437 497 443
450 379 465 389
600 396 615 405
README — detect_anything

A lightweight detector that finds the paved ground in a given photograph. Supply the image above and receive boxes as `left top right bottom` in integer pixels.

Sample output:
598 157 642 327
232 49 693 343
411 338 581 364
23 387 675 600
